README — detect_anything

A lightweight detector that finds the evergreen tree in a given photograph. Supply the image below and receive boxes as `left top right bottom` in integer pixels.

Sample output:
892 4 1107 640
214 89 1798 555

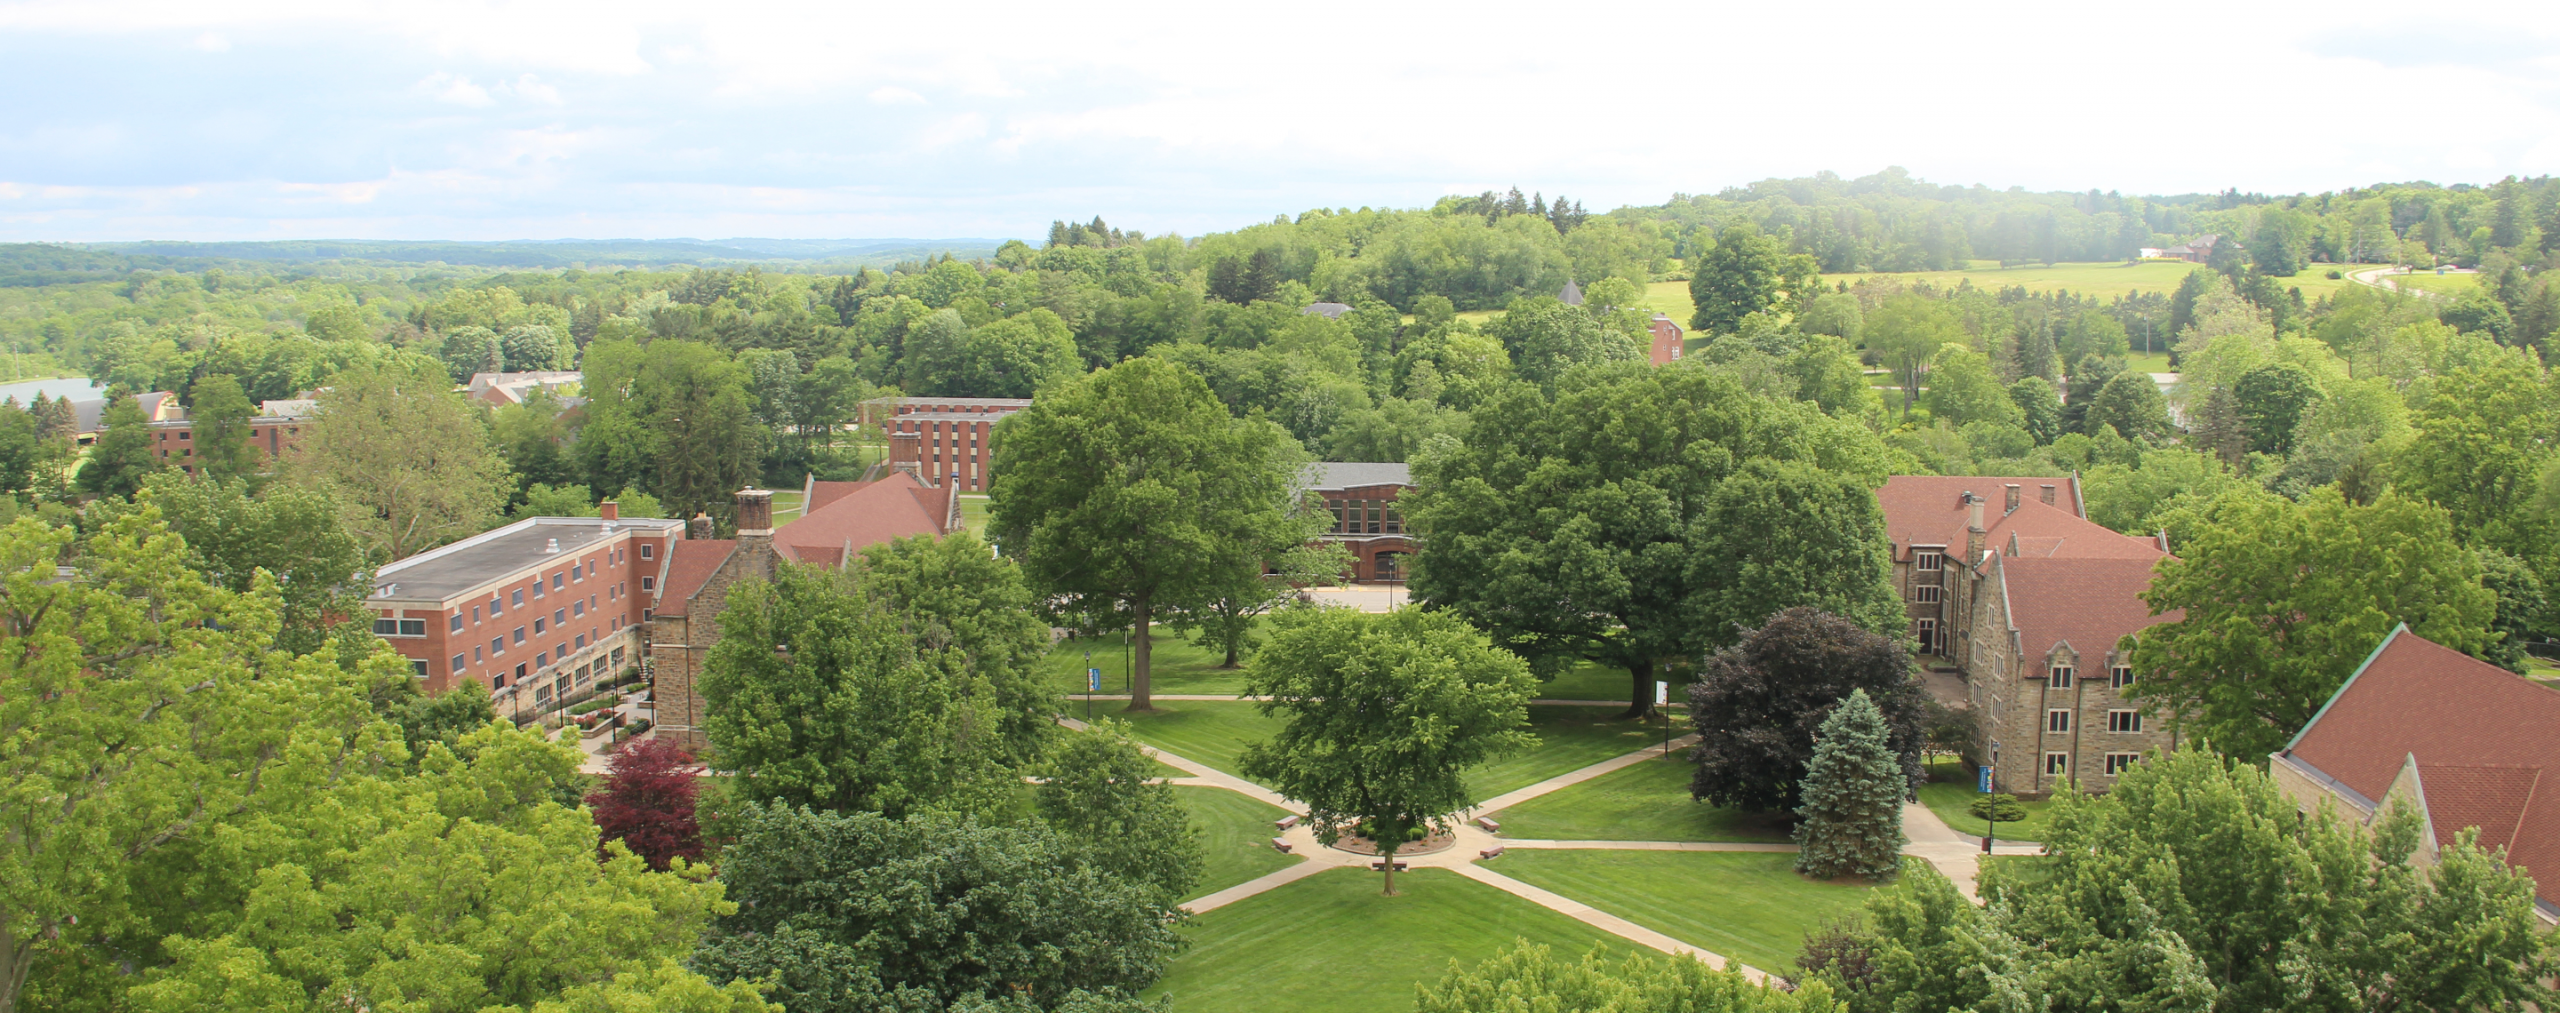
2187 384 2248 466
2008 376 2063 445
1792 689 1907 881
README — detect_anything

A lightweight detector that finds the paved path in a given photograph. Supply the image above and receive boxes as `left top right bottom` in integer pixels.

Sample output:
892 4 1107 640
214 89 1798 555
1474 735 1700 814
1450 863 1771 983
2348 264 2472 302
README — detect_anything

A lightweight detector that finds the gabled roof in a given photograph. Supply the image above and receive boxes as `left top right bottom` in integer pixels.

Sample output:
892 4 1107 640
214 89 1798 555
2283 627 2560 905
1996 555 2175 665
1303 462 1411 493
1301 302 1352 319
652 539 737 617
1877 476 2090 559
1558 279 1584 306
806 480 869 513
1989 498 2169 560
772 472 951 566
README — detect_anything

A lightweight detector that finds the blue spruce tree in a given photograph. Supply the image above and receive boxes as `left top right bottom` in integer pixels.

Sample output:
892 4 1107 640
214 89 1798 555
1793 688 1906 880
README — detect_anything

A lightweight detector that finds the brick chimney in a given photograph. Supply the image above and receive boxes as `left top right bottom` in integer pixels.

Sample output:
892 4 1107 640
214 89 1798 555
736 488 774 541
1964 492 1986 561
599 500 619 521
689 512 713 540
2004 483 2021 514
2038 484 2057 506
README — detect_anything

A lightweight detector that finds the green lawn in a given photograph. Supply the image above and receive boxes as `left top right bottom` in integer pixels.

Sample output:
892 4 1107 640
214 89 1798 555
1916 759 2055 843
1118 700 1283 775
1176 785 1300 901
1641 280 1694 326
1487 754 1790 842
1536 661 1690 705
769 489 806 521
1493 850 1876 975
1467 707 1677 798
957 494 989 531
1817 260 2361 303
2390 271 2480 296
1041 630 1255 697
1146 868 1620 1013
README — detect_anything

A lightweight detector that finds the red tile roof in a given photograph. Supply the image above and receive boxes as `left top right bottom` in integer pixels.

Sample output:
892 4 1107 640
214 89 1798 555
807 480 868 513
2284 628 2560 899
1989 499 2169 561
1997 555 2177 664
773 472 950 566
1877 476 2085 561
652 539 736 617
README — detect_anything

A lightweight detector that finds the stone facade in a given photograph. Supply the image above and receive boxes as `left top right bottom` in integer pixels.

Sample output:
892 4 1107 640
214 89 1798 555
647 491 779 753
1964 553 2169 797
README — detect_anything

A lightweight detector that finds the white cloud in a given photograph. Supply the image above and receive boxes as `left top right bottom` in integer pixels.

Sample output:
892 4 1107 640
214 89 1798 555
511 74 562 106
189 31 228 51
414 71 494 107
868 87 926 106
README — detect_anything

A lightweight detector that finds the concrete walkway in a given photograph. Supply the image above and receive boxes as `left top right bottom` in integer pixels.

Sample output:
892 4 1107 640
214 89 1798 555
1474 734 1700 813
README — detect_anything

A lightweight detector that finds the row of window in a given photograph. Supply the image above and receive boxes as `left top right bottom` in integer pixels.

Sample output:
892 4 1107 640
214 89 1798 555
2049 666 2137 689
2042 752 2145 777
2045 709 2146 733
1327 498 1402 535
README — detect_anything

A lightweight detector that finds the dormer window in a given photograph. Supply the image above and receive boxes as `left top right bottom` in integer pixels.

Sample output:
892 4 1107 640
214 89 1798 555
1915 550 1944 571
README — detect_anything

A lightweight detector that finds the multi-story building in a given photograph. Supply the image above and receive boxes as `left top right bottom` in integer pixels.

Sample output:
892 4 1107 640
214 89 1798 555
1877 476 2178 796
366 504 683 710
1305 463 1413 583
866 396 1031 493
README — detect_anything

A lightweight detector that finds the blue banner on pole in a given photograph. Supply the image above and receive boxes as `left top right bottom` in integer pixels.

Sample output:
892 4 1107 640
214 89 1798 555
1977 765 1993 793
1088 668 1101 692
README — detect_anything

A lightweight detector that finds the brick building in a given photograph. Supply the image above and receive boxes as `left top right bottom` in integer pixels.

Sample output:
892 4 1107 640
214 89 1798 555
1877 476 2179 796
2273 625 2560 920
366 505 683 711
865 396 1031 493
1647 313 1685 366
1308 463 1412 583
145 396 319 474
647 478 957 751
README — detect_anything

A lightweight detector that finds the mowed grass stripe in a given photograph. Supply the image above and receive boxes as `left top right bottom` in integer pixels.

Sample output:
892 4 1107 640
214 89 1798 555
1489 754 1791 842
1491 850 1877 975
1466 707 1672 798
1147 867 1622 1013
1042 632 1255 697
1118 700 1282 775
1176 785 1300 901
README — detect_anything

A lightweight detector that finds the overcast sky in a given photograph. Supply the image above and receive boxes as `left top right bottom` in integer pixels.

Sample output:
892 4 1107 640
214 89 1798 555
1 0 2555 243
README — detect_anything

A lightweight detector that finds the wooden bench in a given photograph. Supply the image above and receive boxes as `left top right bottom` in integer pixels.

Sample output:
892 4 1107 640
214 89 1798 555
1369 860 1409 872
1274 815 1301 831
1270 838 1294 854
1478 846 1505 860
1475 817 1500 833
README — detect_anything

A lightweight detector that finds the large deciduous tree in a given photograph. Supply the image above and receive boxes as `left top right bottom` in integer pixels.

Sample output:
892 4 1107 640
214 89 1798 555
1237 606 1537 895
1406 362 1896 714
847 530 1055 764
293 357 513 559
73 394 161 499
1688 607 1927 812
1035 719 1204 903
2130 487 2494 760
989 357 1312 710
1862 294 1959 420
691 805 1184 1013
1792 689 1907 881
576 338 769 530
185 373 259 481
1688 224 1814 334
115 472 373 657
697 565 1013 817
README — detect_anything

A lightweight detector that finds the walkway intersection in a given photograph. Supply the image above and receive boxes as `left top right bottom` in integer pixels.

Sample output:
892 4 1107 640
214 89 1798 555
1068 699 2041 984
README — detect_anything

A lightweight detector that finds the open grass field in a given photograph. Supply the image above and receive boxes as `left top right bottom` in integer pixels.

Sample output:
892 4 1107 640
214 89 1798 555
1176 785 1300 900
1118 700 1283 774
1487 753 1791 842
1146 868 1619 1013
1492 850 1875 975
1819 260 2361 303
956 494 988 532
1041 630 1255 697
768 489 806 521
1917 759 2055 842
1466 707 1675 798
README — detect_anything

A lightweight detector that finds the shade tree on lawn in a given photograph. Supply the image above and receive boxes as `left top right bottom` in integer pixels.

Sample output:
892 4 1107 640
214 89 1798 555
1237 606 1538 895
1036 719 1204 903
1405 362 1897 717
1689 607 1928 813
989 357 1316 711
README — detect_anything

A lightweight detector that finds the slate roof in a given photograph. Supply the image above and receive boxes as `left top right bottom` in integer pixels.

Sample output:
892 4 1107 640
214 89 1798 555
1989 499 2169 560
772 471 951 566
1996 555 2176 664
1301 302 1352 319
1304 462 1412 492
651 539 737 618
2282 627 2560 902
1558 280 1584 306
1876 475 2089 561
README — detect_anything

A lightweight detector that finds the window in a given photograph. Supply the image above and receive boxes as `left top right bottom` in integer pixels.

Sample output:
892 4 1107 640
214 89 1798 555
372 618 428 637
533 617 547 635
640 543 654 560
473 646 483 664
1912 584 1942 603
490 596 503 615
2105 753 2141 775
552 573 565 591
2107 710 2144 733
537 650 549 667
513 626 526 645
2050 666 2075 688
2045 753 2071 777
2111 666 2136 689
449 614 464 633
472 605 482 623
1917 618 1938 654
410 659 427 678
492 637 504 655
1915 550 1944 571
571 563 581 581
1383 501 1402 534
641 576 655 591
554 608 567 626
572 600 584 618
511 589 524 607
1375 552 1404 580
514 663 527 681
575 633 586 649
450 654 466 674
2046 709 2072 733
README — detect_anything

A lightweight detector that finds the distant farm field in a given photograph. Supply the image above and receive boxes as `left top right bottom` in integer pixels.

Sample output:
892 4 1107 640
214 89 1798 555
1820 260 2362 302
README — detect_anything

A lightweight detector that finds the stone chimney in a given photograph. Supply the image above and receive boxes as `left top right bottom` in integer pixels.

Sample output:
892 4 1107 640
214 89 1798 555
689 512 713 540
1964 492 1986 561
600 500 619 521
2039 484 2057 506
736 488 775 541
2003 483 2021 514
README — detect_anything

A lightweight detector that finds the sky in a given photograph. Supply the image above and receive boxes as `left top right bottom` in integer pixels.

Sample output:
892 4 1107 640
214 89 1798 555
1 0 2557 244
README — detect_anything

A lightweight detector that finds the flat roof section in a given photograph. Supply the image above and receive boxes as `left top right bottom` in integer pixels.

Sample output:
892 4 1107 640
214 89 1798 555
891 411 1025 422
372 516 685 605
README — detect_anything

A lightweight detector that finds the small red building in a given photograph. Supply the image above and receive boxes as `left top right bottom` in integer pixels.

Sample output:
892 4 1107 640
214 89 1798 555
1647 313 1685 366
